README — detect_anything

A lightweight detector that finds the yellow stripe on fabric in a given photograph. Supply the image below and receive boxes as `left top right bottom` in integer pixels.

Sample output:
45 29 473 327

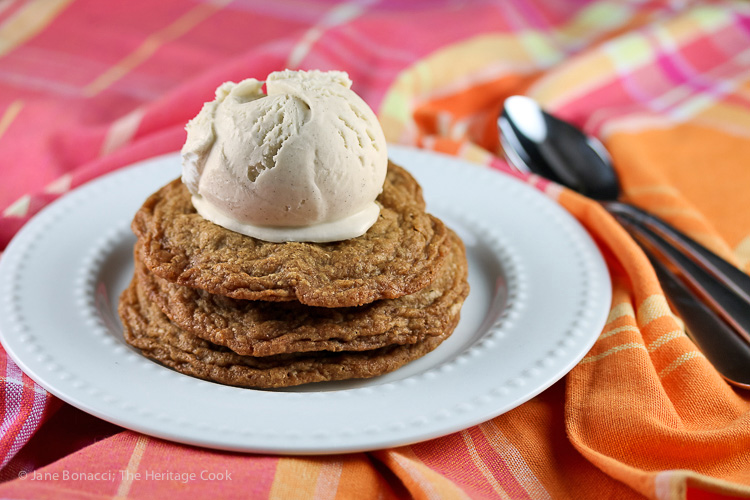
2 195 29 217
457 142 494 166
392 447 471 500
460 430 512 500
557 1 631 41
653 15 697 50
0 99 23 140
606 302 635 323
600 114 676 136
379 89 412 140
647 329 686 352
625 185 682 197
599 324 639 340
694 88 750 138
580 342 647 364
100 107 145 156
84 0 231 96
44 173 72 194
379 34 536 142
391 448 442 500
646 204 703 219
269 459 324 500
650 83 695 116
535 5 734 109
691 5 731 31
653 6 732 58
603 34 652 70
0 375 49 395
404 34 536 86
479 420 552 500
671 92 717 122
379 0 640 141
114 435 150 499
659 351 704 378
637 295 673 326
0 0 73 57
418 57 438 88
286 1 367 69
658 39 750 124
534 52 617 108
518 31 557 66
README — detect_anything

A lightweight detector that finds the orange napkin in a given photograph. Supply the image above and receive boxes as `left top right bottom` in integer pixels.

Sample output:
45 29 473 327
377 5 750 497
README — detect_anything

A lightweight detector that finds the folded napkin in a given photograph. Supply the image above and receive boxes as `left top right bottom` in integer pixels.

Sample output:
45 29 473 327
1 1 749 499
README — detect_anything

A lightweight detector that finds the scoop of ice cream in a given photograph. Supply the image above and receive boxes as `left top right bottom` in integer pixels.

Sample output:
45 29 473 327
181 70 388 243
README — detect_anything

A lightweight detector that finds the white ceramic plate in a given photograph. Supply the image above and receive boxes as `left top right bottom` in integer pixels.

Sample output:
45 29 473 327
0 146 610 454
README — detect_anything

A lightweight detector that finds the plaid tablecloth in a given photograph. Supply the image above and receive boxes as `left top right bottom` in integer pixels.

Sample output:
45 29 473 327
1 1 749 498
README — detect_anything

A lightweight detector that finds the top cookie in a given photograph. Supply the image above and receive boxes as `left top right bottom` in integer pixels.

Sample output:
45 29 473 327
133 162 449 308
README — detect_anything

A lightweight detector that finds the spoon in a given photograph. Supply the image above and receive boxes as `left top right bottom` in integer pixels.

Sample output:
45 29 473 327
620 216 750 388
498 95 750 334
498 95 750 386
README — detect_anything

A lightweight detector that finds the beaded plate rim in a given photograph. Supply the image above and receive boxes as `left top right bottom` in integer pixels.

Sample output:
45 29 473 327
0 145 611 454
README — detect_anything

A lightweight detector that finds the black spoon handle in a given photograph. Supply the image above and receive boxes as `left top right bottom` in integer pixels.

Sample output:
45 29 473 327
612 210 750 344
605 201 750 306
618 218 750 388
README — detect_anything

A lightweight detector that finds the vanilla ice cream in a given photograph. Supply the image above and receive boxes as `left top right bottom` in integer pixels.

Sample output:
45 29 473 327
181 70 388 243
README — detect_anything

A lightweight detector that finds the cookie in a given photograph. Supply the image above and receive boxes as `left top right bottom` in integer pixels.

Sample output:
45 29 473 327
118 278 458 389
135 230 468 356
133 162 448 308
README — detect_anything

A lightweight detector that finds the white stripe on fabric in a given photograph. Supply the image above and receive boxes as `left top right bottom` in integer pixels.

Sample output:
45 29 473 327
312 459 343 500
480 420 552 500
286 1 372 69
460 430 513 500
1 376 48 469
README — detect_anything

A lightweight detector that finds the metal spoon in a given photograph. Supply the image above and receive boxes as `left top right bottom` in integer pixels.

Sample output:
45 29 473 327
618 216 750 388
498 95 750 386
498 95 750 335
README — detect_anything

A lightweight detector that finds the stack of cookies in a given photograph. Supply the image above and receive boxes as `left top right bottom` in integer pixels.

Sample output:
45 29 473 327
119 162 469 389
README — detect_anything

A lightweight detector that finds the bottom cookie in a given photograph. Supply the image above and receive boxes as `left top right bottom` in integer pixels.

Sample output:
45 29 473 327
118 277 459 389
